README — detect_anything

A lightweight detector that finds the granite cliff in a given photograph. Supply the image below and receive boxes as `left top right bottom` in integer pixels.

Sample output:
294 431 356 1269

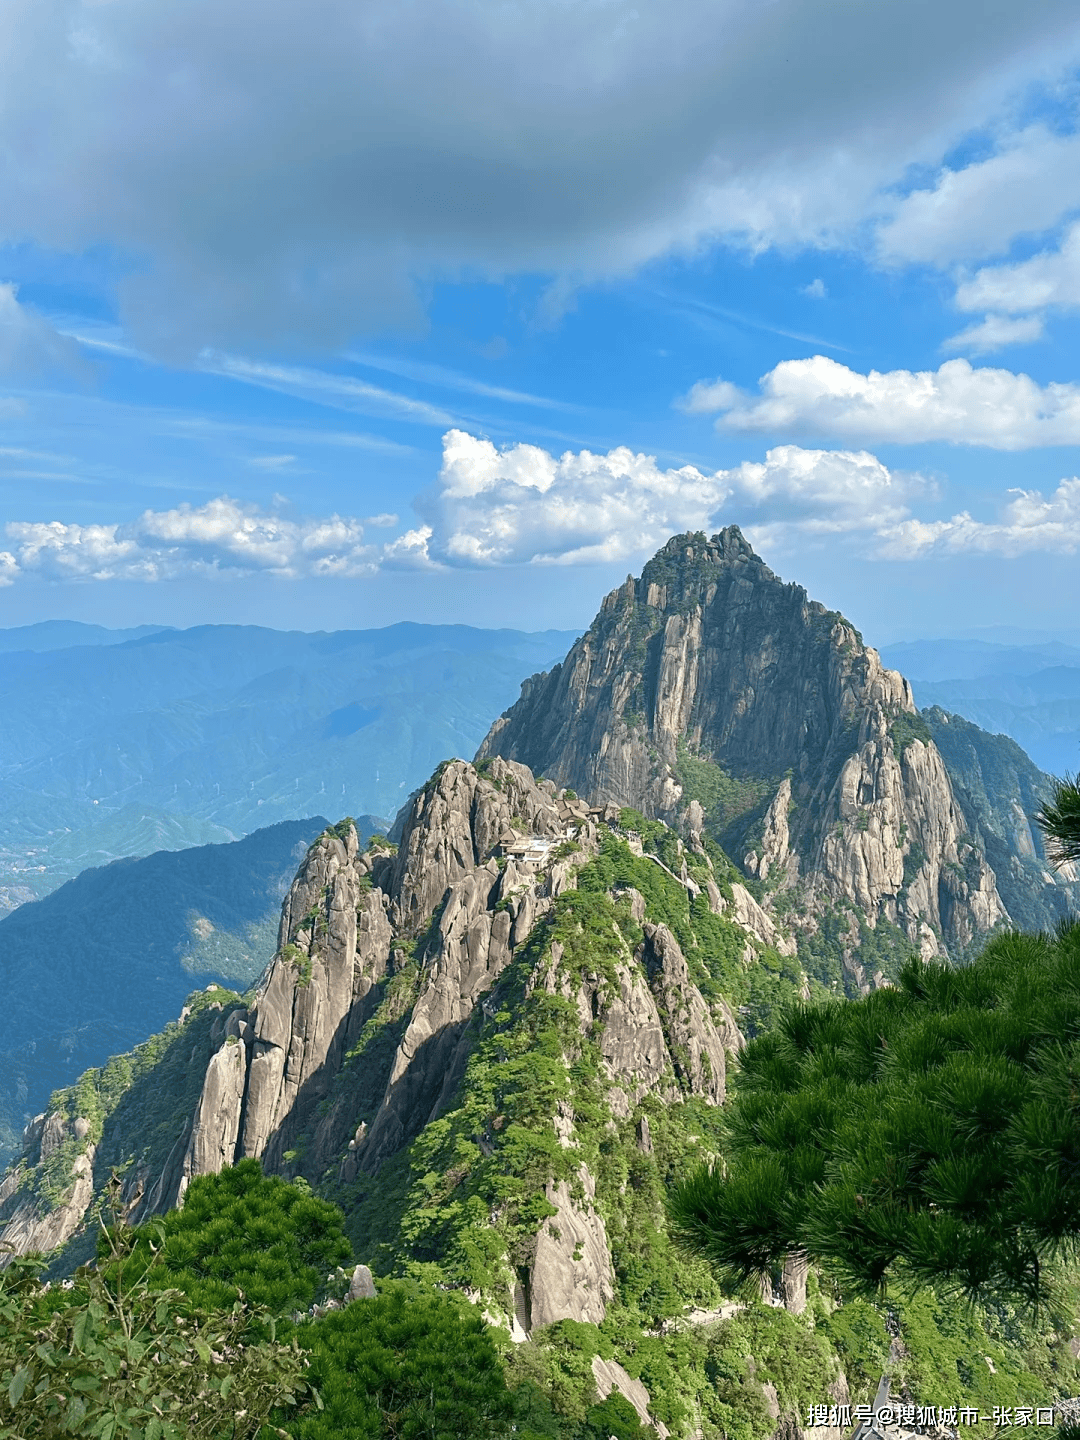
478 529 1072 971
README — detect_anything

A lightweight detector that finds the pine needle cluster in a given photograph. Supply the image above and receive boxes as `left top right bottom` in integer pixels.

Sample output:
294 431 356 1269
668 921 1080 1309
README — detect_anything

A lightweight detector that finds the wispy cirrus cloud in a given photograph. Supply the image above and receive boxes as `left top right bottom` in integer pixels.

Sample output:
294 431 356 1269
202 354 456 426
346 353 587 413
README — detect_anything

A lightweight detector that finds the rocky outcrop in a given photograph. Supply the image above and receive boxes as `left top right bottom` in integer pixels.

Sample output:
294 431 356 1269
639 923 728 1105
922 706 1080 934
0 1147 96 1261
478 528 1013 960
529 1165 615 1329
0 1110 97 1263
592 1355 670 1438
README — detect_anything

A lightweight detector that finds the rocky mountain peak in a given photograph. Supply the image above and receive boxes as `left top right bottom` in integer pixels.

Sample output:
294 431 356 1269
478 529 1010 964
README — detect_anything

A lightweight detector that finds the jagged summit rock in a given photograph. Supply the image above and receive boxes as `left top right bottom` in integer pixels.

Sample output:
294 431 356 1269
478 528 1009 962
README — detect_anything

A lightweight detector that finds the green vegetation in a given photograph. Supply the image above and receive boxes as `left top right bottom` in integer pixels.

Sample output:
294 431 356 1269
278 1281 516 1439
592 825 808 1033
0 1183 313 1439
888 711 933 757
0 817 329 1176
10 750 1080 1436
283 942 314 986
798 902 918 996
668 922 1080 1308
673 741 772 834
20 986 242 1218
114 1160 352 1317
1038 773 1080 865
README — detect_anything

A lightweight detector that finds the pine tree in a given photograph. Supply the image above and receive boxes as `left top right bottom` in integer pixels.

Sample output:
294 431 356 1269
667 923 1080 1308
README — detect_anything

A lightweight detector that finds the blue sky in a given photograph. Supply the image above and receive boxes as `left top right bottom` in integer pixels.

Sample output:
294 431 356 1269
2 0 1080 648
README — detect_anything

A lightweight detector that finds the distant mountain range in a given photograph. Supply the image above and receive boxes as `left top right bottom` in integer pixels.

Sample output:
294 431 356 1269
0 816 347 1173
880 637 1080 776
0 620 578 910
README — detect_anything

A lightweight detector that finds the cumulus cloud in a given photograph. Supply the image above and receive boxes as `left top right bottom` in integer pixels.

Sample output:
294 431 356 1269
678 355 1080 448
878 478 1080 557
3 497 378 582
877 125 1080 266
3 0 1080 353
400 429 928 566
6 430 1076 581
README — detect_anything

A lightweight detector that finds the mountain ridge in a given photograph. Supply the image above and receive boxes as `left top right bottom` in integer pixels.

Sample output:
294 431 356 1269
478 529 1075 972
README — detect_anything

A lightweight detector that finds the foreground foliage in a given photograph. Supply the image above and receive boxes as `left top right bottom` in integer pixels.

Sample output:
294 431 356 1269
275 1281 516 1439
113 1159 353 1318
669 921 1080 1308
0 1183 313 1439
1038 774 1080 866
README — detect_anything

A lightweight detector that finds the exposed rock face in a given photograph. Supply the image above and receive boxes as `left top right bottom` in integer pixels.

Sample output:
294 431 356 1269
592 1355 670 1438
478 528 1012 959
0 1147 96 1261
529 1166 615 1328
922 706 1080 934
639 923 728 1105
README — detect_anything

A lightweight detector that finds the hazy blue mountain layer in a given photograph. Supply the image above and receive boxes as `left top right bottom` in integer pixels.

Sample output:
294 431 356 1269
0 620 171 654
880 639 1080 776
0 815 356 1173
0 621 578 910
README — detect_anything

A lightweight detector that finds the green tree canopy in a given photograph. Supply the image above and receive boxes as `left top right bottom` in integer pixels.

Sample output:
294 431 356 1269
109 1159 352 1316
279 1280 516 1440
0 1192 313 1440
667 922 1080 1308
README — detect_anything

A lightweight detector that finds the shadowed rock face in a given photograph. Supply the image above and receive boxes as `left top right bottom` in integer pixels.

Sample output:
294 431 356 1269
478 528 1011 960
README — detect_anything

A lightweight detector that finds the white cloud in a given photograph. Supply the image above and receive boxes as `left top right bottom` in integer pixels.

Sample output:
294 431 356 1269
941 313 1045 354
676 379 744 416
247 454 296 469
6 430 1076 580
954 219 1080 315
410 429 927 566
3 497 378 582
678 355 1080 448
3 1 1080 353
878 125 1080 266
878 478 1080 557
802 278 827 299
202 355 455 426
